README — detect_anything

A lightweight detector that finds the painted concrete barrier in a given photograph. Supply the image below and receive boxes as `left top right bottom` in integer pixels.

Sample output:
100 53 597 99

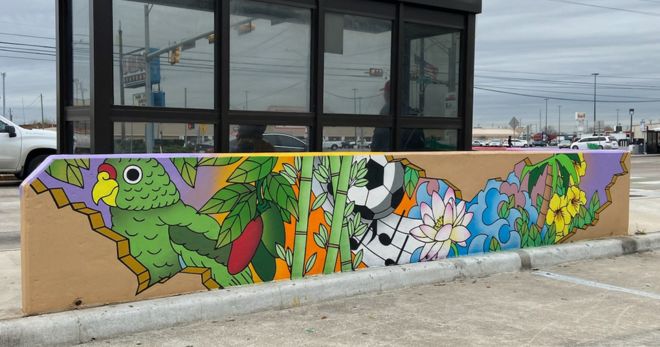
20 151 630 315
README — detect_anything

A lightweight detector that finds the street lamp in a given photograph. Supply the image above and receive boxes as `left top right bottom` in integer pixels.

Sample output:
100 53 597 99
629 108 635 144
592 73 599 135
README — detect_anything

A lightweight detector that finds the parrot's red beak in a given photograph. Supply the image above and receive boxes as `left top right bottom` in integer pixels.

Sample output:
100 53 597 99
98 163 117 180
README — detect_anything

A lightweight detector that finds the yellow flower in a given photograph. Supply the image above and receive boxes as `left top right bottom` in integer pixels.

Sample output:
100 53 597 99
574 154 587 177
546 194 571 237
566 186 587 217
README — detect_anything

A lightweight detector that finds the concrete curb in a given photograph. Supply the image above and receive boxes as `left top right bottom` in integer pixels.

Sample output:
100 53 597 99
2 233 660 346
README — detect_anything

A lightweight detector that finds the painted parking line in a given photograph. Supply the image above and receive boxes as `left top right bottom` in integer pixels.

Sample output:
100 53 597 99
533 271 660 301
638 181 660 185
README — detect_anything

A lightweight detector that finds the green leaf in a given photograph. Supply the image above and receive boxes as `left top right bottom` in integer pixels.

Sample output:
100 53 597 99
489 238 501 252
65 158 90 170
356 168 368 180
347 217 356 237
260 203 286 257
324 211 333 226
228 157 278 183
294 156 302 171
536 195 544 212
217 195 257 248
200 184 256 214
251 242 276 282
320 224 329 241
282 163 298 180
314 233 326 249
280 170 297 185
47 160 86 188
352 250 363 270
354 223 368 238
313 170 329 184
305 253 317 274
354 178 368 187
285 249 293 267
171 157 198 187
589 193 601 214
311 192 327 211
275 243 286 261
198 157 241 167
404 166 421 198
344 201 355 218
263 173 298 221
544 224 557 246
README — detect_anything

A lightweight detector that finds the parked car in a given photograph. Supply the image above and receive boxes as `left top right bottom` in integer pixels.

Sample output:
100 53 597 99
510 139 528 148
0 115 57 179
531 140 547 147
487 139 502 147
323 140 343 151
472 140 485 147
558 140 572 149
230 133 309 152
570 136 619 150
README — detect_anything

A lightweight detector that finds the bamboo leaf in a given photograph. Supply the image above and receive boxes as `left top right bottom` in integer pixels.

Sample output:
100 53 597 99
311 192 327 211
216 195 257 248
294 156 302 171
320 224 329 241
66 164 84 188
275 243 286 260
313 170 329 184
350 164 358 181
354 178 369 187
285 249 293 267
280 170 297 185
198 157 241 167
344 201 355 218
347 217 355 237
356 167 368 180
200 184 256 214
283 163 298 180
352 250 364 270
314 233 326 249
304 253 317 274
171 158 198 187
489 238 501 252
228 157 278 183
324 211 333 225
354 223 368 238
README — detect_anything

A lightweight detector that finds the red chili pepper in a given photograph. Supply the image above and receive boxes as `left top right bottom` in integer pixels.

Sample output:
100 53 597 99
227 216 263 275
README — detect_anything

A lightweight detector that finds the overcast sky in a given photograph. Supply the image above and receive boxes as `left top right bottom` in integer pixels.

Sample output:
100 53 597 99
1 0 659 131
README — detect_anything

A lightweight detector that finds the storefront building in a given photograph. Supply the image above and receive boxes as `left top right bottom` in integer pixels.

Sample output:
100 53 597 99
56 0 481 154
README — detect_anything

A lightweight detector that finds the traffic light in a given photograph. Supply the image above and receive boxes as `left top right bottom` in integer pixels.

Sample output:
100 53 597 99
169 47 181 65
207 34 216 44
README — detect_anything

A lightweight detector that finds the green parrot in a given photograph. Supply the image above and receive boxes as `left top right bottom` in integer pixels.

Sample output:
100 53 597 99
91 158 254 288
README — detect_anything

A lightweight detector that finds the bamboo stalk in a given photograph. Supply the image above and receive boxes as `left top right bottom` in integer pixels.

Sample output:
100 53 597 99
291 156 314 279
323 156 353 274
329 156 340 196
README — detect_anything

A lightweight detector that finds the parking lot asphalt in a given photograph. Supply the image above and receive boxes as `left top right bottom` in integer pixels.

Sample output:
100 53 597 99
86 251 660 346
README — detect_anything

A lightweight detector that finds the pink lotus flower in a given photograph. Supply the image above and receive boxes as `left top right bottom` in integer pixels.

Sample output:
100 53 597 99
410 188 472 261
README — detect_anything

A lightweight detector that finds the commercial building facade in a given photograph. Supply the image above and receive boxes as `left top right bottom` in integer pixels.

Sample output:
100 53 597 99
56 0 481 153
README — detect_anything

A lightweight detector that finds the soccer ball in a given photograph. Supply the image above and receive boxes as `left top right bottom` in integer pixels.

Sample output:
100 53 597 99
349 156 405 220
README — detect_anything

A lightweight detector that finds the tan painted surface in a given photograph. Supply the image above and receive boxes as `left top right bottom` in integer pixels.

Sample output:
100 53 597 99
21 189 209 315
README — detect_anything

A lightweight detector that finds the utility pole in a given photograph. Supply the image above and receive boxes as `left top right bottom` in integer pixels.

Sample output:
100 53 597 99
244 90 248 110
544 98 548 141
592 73 599 135
353 88 358 114
144 4 154 153
558 105 561 139
9 108 12 122
616 109 620 126
1 72 5 117
40 93 44 129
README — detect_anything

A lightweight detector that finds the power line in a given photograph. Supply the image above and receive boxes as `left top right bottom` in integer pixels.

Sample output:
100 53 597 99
544 0 660 16
475 86 660 103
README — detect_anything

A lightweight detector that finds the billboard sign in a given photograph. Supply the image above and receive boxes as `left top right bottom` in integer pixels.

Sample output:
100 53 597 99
122 48 161 89
575 112 586 120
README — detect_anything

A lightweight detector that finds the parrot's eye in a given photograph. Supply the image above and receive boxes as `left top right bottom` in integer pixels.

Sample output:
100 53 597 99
123 166 142 185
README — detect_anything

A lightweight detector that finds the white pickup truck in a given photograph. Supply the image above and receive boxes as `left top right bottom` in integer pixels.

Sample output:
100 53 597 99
0 115 56 179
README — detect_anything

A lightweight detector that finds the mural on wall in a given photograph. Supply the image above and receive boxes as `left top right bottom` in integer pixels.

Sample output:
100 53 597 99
30 151 628 293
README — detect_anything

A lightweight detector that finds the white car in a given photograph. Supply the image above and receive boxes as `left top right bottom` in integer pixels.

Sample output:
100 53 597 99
510 139 529 148
472 140 485 147
487 139 502 147
570 136 619 150
0 115 56 179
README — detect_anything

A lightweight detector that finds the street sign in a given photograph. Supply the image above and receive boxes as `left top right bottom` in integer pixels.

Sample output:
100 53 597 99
122 48 161 89
509 117 520 129
576 112 586 120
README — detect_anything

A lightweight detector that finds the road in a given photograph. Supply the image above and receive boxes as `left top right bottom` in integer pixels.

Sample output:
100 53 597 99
86 251 660 346
0 179 20 251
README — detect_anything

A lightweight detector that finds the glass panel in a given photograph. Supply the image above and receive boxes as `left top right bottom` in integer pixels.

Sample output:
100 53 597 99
400 128 458 151
113 1 215 108
229 125 309 153
402 24 461 118
72 0 90 106
323 14 391 115
114 122 215 153
72 120 91 154
230 0 311 112
322 127 390 152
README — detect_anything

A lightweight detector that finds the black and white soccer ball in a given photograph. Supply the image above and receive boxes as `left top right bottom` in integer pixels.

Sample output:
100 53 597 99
348 156 405 221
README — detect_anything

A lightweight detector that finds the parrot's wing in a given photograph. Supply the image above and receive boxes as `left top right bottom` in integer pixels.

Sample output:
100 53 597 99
169 225 230 265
